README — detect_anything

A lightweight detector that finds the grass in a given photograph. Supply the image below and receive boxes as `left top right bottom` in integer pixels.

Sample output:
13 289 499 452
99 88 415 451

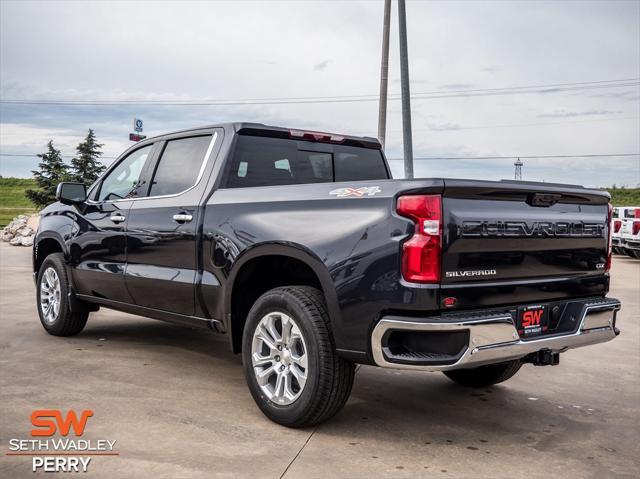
607 188 640 207
0 178 38 227
0 176 638 228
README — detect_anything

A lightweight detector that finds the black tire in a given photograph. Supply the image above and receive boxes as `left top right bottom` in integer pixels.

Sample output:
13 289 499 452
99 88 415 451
36 253 88 336
443 360 522 388
242 286 355 428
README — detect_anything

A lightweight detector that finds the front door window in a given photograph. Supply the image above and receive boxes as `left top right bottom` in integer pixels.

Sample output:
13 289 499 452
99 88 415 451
98 145 153 201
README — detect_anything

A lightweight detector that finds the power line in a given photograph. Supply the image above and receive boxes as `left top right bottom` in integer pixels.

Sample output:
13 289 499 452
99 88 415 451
2 78 636 103
2 152 638 161
400 115 640 132
1 78 637 106
1 116 636 140
4 78 635 104
386 153 640 161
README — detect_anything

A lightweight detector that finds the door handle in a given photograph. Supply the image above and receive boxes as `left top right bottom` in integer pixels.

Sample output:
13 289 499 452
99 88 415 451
173 213 193 223
110 214 126 223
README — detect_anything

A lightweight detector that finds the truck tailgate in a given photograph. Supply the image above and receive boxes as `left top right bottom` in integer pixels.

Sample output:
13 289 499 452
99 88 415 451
440 179 610 308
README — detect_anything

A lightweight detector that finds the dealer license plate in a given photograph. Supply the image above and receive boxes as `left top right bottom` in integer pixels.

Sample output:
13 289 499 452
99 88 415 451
517 304 548 338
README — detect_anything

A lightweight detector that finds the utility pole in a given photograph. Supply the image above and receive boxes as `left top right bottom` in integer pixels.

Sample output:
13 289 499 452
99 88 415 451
377 0 391 149
398 0 414 178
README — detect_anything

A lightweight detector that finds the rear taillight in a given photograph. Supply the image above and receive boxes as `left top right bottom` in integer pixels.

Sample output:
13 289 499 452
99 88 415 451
397 194 442 283
633 221 640 235
614 220 622 233
606 203 613 272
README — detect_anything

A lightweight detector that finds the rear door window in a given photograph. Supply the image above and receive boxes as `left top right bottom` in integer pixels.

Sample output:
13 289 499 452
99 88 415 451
149 135 213 197
227 136 332 187
225 135 388 188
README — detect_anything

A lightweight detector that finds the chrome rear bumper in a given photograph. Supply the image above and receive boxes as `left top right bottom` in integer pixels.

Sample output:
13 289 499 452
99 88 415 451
371 298 621 371
622 239 640 250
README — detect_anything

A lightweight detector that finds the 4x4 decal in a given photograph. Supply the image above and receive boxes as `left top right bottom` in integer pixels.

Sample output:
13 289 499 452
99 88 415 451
329 186 382 197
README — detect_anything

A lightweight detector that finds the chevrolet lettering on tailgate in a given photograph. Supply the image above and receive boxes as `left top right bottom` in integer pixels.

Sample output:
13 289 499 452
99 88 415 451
461 221 606 238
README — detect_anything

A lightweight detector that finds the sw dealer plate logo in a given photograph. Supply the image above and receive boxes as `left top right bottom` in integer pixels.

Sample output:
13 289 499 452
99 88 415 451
518 305 548 337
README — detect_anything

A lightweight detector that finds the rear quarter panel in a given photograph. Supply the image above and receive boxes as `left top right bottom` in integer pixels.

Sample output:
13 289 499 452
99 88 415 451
201 178 444 353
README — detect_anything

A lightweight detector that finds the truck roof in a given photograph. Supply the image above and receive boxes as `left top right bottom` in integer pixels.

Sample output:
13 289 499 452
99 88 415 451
143 122 381 147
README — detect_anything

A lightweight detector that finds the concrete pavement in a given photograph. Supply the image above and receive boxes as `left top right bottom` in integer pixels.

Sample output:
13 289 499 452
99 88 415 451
1 242 638 478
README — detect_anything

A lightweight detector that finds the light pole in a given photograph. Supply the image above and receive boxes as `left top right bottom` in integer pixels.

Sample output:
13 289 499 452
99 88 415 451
377 0 391 149
398 0 414 178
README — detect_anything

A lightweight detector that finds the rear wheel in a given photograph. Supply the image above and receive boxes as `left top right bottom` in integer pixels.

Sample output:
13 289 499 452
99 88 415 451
36 253 88 336
443 360 522 388
242 286 355 428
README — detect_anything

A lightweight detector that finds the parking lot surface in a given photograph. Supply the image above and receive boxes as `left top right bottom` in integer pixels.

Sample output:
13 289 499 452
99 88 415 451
1 242 638 478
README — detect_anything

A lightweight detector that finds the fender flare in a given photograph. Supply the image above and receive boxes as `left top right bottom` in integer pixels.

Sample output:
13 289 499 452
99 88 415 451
223 242 342 343
33 231 69 269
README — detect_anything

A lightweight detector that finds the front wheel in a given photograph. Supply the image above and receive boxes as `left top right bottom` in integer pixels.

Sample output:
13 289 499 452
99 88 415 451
242 286 355 428
443 360 522 388
36 253 88 336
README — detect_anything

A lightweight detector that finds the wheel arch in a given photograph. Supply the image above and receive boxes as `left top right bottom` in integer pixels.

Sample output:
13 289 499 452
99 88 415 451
225 243 340 354
33 233 68 275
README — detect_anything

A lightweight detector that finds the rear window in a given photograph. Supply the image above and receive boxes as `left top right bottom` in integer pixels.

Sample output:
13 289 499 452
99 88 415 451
149 135 212 197
224 135 388 188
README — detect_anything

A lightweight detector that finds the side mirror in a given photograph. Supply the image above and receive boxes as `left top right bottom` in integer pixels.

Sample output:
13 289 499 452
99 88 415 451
56 182 87 205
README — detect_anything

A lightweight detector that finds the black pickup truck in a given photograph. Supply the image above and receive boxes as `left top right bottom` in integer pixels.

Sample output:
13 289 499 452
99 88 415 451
33 123 621 427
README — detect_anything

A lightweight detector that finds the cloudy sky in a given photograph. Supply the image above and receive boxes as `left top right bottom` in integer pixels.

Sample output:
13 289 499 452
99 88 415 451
1 0 639 187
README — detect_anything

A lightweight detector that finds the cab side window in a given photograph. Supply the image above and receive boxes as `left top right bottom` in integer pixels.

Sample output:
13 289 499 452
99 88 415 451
98 145 153 202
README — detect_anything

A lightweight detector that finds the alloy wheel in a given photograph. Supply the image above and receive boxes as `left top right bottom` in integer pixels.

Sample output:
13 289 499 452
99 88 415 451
251 312 308 405
40 267 61 324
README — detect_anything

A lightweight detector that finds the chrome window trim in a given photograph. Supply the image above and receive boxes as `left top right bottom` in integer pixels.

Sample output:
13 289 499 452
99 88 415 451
87 132 218 205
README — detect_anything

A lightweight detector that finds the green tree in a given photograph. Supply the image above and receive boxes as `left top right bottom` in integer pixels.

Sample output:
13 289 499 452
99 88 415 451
70 129 106 183
25 141 69 208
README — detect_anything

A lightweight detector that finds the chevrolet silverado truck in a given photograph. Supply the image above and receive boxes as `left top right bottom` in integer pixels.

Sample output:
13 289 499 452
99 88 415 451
612 206 639 255
33 123 621 427
619 207 640 257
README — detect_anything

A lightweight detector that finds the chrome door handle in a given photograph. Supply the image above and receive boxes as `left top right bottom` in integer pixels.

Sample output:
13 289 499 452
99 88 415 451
173 214 193 223
110 215 126 223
